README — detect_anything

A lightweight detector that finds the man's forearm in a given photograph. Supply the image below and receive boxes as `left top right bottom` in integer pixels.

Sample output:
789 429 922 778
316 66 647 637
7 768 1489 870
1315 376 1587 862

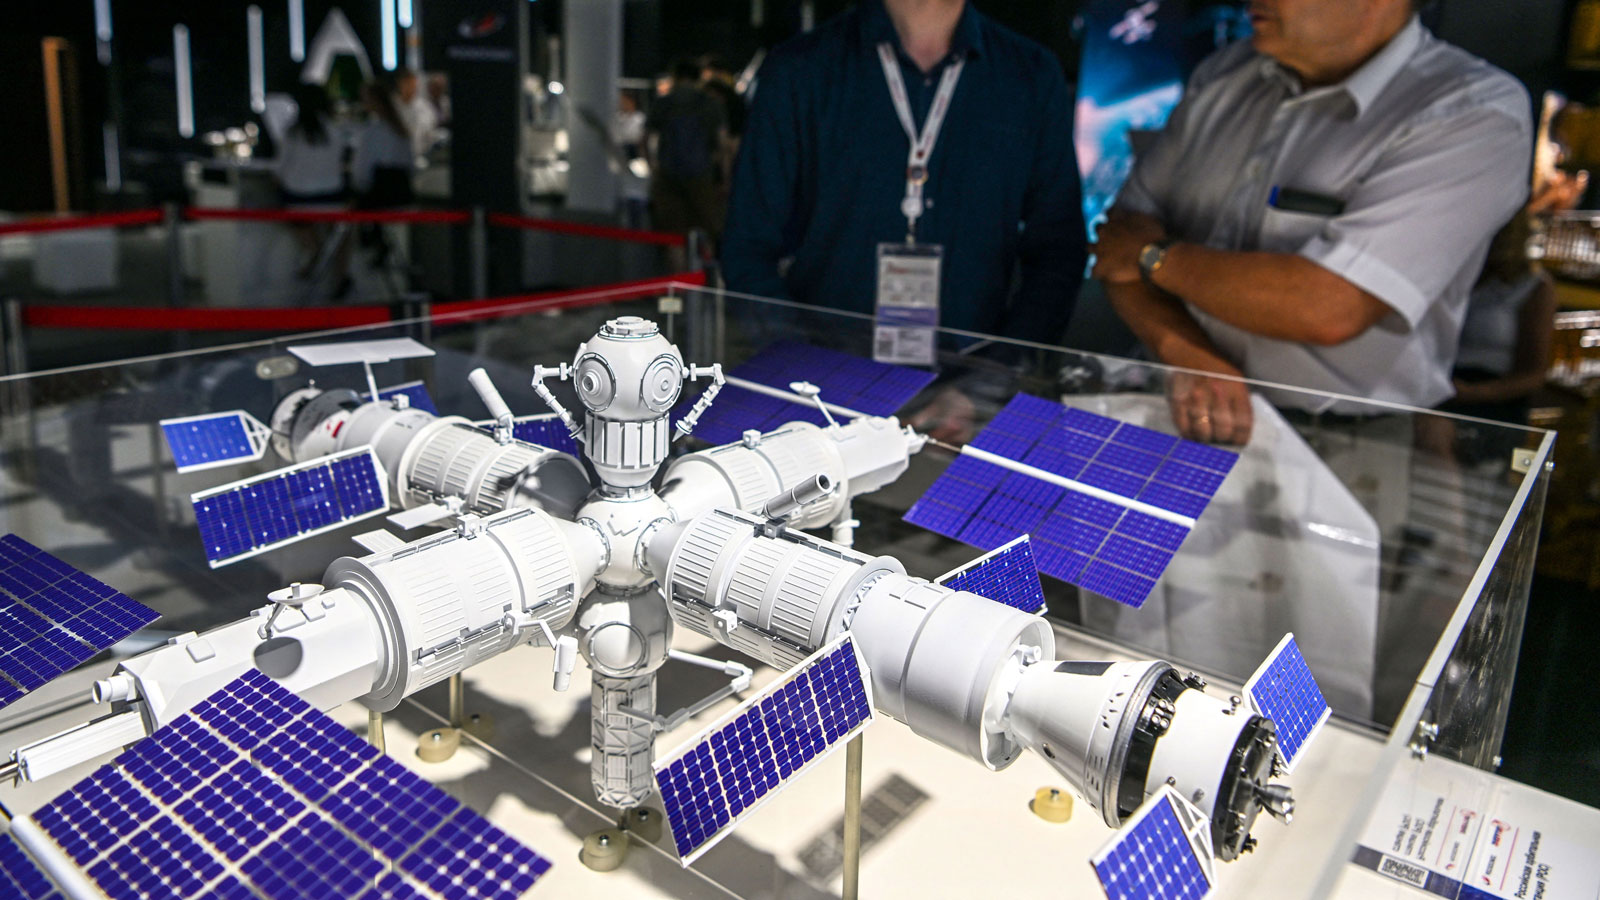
1106 279 1240 374
1150 243 1388 346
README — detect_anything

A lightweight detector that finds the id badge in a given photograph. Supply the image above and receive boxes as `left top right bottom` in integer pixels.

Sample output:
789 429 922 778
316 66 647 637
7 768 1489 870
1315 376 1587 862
874 243 941 366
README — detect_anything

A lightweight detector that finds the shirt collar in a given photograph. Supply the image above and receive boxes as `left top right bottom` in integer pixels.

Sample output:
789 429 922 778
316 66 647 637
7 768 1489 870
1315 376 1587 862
859 0 986 63
1257 16 1423 118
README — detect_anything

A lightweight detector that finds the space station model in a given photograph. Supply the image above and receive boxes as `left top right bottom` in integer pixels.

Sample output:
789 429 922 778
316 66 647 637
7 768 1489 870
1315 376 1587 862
0 318 1332 899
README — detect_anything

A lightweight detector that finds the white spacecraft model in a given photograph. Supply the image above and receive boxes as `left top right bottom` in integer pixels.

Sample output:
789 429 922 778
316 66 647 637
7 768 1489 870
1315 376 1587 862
1 317 1332 899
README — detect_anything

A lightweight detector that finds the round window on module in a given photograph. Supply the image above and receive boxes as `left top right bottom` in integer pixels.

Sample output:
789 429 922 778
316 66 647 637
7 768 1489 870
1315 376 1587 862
641 355 683 412
575 354 617 412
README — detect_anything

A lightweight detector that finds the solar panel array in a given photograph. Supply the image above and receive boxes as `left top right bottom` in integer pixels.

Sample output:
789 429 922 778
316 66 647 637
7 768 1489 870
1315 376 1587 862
937 536 1047 615
510 416 581 457
684 341 936 445
1091 790 1213 900
0 534 159 712
0 834 62 900
160 412 269 473
656 635 874 865
1246 634 1330 773
192 447 389 568
27 669 552 900
376 381 440 415
905 396 1237 608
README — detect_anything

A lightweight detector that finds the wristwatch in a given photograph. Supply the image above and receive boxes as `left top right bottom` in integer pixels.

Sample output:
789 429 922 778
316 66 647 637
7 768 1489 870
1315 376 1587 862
1138 240 1175 283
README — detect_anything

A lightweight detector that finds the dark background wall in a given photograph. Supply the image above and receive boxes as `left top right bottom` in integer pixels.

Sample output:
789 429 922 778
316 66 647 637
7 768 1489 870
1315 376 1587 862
0 0 1583 212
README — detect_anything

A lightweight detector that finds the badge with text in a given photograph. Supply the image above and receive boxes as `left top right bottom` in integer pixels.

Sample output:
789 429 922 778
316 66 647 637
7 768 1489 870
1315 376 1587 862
874 243 941 366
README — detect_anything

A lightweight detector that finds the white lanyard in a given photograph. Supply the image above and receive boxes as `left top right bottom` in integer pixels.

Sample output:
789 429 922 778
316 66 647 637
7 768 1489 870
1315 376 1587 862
877 42 964 242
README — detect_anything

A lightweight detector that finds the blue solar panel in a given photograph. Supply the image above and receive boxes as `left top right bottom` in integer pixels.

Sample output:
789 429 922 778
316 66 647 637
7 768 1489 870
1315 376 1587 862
509 415 582 457
0 834 62 900
160 412 267 473
376 381 439 415
29 669 552 900
1091 790 1213 900
939 537 1047 615
192 447 388 567
905 397 1240 608
684 341 936 445
0 535 159 711
656 635 874 864
1246 634 1331 773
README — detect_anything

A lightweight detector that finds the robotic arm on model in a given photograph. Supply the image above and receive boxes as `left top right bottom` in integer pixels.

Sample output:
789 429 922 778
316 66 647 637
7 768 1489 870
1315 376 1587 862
5 316 1319 886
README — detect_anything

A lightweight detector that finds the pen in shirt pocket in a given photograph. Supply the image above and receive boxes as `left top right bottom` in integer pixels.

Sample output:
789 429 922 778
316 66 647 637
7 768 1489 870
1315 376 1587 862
1268 186 1346 216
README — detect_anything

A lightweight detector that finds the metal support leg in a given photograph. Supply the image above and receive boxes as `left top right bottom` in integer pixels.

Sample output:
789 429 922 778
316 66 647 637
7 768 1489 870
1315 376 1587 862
843 734 863 900
368 708 385 754
448 673 465 729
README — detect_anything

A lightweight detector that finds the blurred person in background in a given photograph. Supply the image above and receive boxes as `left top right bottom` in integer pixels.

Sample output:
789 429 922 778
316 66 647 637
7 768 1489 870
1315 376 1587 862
647 58 728 248
614 91 651 229
395 68 440 159
426 73 452 129
274 83 347 281
699 55 747 184
352 81 415 208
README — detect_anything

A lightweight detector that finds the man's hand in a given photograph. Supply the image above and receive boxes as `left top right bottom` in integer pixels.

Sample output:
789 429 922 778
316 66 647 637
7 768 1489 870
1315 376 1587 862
909 387 978 443
1091 209 1167 285
1167 367 1253 446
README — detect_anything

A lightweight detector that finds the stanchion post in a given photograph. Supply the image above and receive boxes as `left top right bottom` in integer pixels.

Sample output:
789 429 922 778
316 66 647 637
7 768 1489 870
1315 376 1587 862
470 206 488 300
164 202 185 308
843 734 863 900
686 228 706 273
1 298 26 378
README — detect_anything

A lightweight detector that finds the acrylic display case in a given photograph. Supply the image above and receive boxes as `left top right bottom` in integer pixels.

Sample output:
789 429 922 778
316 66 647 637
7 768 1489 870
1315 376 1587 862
0 283 1568 899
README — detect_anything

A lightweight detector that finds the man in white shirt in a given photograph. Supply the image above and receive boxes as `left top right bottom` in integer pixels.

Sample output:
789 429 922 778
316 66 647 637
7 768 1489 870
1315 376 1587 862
396 69 439 159
1092 0 1532 443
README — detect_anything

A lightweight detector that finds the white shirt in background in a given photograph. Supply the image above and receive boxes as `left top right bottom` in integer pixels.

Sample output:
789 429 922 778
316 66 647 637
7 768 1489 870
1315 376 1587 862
1118 19 1532 410
401 95 439 158
276 124 345 199
351 121 413 194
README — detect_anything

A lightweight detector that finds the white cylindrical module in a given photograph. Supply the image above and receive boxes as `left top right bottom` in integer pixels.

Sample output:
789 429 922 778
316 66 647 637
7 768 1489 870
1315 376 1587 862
1145 687 1259 820
583 416 672 488
647 508 901 670
113 588 387 728
325 506 605 711
848 575 1055 770
397 419 590 517
280 388 590 518
659 416 919 526
591 672 657 809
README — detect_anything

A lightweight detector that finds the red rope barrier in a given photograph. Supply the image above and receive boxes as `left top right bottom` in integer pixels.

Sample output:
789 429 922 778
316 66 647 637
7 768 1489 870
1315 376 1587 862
485 212 687 247
186 207 470 225
19 272 706 332
0 209 164 237
22 304 391 332
430 271 707 323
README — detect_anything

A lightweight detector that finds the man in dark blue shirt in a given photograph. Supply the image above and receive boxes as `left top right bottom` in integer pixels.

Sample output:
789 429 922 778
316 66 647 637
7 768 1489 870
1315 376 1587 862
721 0 1086 345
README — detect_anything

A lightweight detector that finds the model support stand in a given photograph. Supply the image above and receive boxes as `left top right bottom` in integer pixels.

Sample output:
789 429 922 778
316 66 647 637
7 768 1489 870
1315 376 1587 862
835 503 865 900
367 708 385 754
416 673 491 762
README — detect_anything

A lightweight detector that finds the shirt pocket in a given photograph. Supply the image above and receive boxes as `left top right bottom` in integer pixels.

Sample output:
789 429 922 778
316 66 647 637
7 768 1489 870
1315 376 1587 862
1256 206 1331 255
